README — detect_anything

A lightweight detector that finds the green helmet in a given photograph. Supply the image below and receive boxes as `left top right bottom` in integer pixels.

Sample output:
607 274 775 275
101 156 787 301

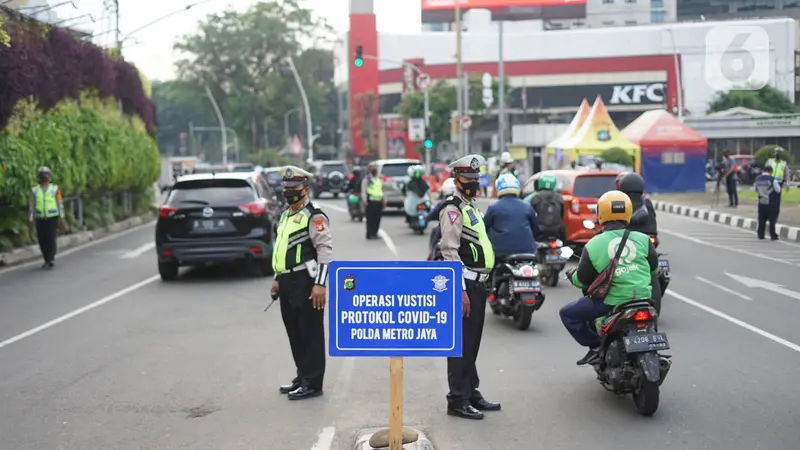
537 174 557 191
413 166 424 178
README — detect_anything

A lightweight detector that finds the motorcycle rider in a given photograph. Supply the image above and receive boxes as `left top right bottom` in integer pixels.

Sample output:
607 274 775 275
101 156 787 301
530 173 565 242
426 178 456 260
347 166 363 194
496 152 518 179
402 165 431 224
560 190 659 366
484 174 539 261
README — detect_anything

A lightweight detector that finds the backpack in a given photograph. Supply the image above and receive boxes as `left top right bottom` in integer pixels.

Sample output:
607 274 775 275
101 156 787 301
535 195 562 231
630 203 650 225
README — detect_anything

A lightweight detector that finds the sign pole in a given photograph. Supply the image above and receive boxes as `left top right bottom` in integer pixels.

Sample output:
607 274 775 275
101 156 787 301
455 3 463 158
498 20 506 154
389 357 404 450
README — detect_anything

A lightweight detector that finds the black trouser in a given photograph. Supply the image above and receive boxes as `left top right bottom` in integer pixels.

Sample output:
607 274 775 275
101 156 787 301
278 271 326 390
725 176 738 206
365 199 383 238
35 217 59 263
757 203 779 240
447 279 487 408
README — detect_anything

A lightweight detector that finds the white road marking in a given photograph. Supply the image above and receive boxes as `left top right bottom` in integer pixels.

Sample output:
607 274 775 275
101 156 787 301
119 242 155 259
310 426 336 450
659 228 800 268
377 229 398 255
695 276 752 301
0 275 160 350
322 203 348 214
662 214 800 248
667 290 800 354
0 221 155 276
726 272 800 301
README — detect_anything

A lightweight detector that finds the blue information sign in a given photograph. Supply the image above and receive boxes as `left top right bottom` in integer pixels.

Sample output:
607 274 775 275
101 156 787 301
328 260 463 358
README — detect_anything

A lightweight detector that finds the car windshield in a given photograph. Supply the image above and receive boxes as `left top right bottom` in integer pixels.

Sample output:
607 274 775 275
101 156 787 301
321 163 347 174
168 179 256 206
230 164 255 172
381 163 416 177
264 171 282 184
572 175 618 198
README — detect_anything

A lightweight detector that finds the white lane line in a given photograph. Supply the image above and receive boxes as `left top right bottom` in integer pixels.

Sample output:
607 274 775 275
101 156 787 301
667 290 800 354
695 276 753 301
310 426 336 450
659 227 800 268
0 275 160 350
0 220 155 276
321 203 348 214
377 229 398 255
663 214 800 249
119 242 156 259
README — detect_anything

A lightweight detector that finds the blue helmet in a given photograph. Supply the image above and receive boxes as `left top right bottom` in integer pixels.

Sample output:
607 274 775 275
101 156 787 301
495 173 520 197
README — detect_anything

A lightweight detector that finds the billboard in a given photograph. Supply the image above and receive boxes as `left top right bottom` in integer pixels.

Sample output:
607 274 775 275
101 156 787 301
421 0 586 22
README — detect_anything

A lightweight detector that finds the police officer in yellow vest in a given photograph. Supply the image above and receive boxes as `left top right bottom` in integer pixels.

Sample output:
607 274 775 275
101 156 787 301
439 154 500 420
28 167 66 268
360 162 386 240
766 147 791 217
271 166 333 400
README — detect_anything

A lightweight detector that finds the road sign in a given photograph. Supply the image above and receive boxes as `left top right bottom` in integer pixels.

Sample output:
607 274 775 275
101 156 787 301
482 72 493 108
407 118 425 141
416 73 431 91
328 260 463 357
461 115 472 130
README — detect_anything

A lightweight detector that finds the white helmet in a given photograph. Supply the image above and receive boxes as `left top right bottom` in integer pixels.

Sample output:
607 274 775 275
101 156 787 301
440 178 456 197
500 152 513 164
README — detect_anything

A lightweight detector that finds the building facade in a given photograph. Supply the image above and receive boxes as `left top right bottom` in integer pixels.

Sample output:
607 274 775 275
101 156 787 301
677 0 800 21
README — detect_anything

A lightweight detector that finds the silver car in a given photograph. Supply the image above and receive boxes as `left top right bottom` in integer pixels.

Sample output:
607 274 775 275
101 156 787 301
375 158 421 208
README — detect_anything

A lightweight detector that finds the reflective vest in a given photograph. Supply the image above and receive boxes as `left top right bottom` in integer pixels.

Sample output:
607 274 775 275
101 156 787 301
444 196 495 270
366 177 383 200
271 203 327 274
33 184 60 218
766 158 788 181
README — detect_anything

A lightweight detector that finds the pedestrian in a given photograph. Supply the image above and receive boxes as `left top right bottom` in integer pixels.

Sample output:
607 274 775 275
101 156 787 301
721 153 738 208
361 162 385 240
766 147 791 217
271 166 332 400
754 165 781 241
438 154 500 420
28 166 66 269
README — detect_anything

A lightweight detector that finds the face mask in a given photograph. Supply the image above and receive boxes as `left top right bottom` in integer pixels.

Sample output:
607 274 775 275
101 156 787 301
283 189 304 204
371 170 377 176
459 181 479 197
39 175 49 183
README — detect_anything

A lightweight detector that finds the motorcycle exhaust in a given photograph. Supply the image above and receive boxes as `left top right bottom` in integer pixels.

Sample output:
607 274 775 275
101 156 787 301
658 357 672 385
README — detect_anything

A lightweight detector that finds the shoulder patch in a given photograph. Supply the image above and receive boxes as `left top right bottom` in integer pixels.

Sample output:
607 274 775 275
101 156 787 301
447 210 460 224
293 213 303 223
312 216 325 232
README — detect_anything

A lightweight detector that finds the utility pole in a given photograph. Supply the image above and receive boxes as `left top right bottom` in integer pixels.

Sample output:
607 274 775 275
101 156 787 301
113 0 121 52
455 3 463 157
188 121 194 155
498 20 506 154
463 71 470 155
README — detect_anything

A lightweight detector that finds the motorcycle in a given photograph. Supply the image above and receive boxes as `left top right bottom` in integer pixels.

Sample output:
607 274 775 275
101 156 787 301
567 275 673 415
648 234 670 312
408 199 431 234
488 254 545 330
536 239 573 287
347 194 364 221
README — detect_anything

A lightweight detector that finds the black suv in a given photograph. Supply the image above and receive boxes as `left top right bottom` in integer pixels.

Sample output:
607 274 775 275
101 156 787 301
156 172 277 281
307 160 349 198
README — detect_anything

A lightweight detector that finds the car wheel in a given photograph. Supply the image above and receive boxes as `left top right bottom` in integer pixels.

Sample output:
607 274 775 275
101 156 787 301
333 192 340 198
159 260 179 281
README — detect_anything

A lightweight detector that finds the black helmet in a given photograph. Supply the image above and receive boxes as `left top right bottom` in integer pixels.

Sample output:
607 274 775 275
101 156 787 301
352 166 362 173
615 172 629 189
618 172 645 194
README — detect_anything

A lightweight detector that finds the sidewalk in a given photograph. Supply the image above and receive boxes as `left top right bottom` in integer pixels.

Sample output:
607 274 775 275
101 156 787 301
651 187 800 242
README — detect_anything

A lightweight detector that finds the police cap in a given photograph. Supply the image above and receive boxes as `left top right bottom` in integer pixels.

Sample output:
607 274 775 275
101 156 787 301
281 165 312 187
448 154 485 179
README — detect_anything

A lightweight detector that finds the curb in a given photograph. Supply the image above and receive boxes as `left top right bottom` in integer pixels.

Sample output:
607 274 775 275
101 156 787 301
0 213 155 267
651 200 800 242
354 427 434 450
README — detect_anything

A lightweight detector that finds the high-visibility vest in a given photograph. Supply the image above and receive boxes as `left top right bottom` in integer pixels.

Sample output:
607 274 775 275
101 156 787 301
366 177 384 200
272 204 325 274
443 196 495 270
33 184 60 218
767 158 788 181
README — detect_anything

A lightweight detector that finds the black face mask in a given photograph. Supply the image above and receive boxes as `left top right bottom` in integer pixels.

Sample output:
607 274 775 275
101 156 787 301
283 189 304 204
370 170 377 176
459 181 479 197
39 175 49 183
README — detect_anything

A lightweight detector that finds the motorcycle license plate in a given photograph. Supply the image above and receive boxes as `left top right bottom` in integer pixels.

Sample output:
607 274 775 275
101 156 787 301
513 280 541 292
623 333 670 353
658 259 670 274
545 253 566 264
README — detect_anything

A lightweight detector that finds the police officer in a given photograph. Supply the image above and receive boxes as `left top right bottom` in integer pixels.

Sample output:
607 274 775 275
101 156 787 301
361 162 386 240
271 166 333 400
28 167 66 268
439 154 500 420
766 147 790 217
754 165 782 241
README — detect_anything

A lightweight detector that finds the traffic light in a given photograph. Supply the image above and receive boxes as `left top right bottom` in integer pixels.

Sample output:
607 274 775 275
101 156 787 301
354 45 363 68
423 127 433 149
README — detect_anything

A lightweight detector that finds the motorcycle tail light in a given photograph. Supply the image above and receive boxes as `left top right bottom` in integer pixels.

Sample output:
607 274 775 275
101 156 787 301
549 241 559 249
633 310 651 322
518 265 534 277
417 204 425 210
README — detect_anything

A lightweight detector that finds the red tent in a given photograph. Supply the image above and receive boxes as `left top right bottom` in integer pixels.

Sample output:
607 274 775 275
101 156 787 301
622 110 707 193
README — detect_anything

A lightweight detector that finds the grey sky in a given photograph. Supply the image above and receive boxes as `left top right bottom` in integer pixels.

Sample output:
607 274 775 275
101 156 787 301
56 0 420 81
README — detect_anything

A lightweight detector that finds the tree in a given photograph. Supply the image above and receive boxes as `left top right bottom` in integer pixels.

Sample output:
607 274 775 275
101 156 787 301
151 80 216 156
754 144 795 165
171 0 337 161
601 148 633 167
707 85 799 114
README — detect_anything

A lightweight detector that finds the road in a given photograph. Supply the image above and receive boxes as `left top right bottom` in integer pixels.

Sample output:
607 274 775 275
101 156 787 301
1 198 799 450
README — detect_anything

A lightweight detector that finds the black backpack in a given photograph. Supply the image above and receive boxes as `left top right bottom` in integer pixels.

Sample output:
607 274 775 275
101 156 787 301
535 195 562 230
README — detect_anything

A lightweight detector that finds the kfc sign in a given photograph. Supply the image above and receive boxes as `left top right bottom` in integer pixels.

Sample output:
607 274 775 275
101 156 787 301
609 83 666 105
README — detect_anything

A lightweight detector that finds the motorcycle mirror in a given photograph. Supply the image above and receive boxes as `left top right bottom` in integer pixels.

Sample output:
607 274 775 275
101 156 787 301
561 247 574 260
583 220 596 229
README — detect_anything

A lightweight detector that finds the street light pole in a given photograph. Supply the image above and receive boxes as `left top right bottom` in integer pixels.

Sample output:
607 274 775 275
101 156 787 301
284 108 299 143
191 126 240 163
204 86 228 166
286 57 315 162
455 3 464 157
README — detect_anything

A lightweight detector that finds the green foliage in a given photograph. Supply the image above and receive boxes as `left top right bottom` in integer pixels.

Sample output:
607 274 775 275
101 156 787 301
707 85 799 114
601 148 633 166
250 148 291 167
0 17 10 47
754 145 795 165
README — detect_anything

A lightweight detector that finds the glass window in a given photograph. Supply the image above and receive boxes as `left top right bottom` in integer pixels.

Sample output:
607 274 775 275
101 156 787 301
168 179 257 206
651 0 664 8
380 163 417 177
321 163 348 174
572 175 618 198
651 10 666 22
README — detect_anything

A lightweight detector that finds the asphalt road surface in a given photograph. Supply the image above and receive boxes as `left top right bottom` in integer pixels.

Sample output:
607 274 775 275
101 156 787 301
1 198 799 450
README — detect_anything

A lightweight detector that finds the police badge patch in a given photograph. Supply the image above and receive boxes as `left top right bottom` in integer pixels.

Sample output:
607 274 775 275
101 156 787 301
285 168 294 179
470 158 479 170
343 274 355 291
431 275 449 292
